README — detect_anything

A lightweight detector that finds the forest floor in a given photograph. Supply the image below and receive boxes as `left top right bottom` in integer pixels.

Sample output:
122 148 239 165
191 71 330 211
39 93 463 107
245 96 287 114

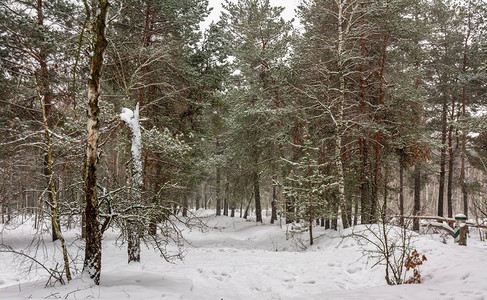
1 210 487 299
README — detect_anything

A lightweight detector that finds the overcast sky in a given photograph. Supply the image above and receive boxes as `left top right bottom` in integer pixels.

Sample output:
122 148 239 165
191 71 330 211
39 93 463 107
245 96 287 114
200 0 301 31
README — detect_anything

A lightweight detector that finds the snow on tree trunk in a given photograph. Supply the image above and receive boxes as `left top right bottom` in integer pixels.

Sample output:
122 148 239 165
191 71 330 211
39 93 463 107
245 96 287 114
83 0 109 285
336 0 349 229
120 102 142 263
120 103 143 188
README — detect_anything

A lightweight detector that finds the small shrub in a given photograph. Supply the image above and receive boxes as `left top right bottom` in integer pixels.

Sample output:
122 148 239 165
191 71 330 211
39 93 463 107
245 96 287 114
404 249 427 284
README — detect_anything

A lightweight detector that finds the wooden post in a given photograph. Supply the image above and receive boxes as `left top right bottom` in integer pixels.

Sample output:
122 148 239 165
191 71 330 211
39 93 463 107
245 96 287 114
459 224 467 246
454 214 467 243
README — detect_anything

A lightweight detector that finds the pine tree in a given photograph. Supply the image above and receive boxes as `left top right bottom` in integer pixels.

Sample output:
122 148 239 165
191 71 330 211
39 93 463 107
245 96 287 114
283 130 335 245
221 0 292 223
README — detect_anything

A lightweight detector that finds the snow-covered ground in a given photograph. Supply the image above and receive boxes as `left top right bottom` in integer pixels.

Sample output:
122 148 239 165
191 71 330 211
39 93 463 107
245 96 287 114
1 211 487 299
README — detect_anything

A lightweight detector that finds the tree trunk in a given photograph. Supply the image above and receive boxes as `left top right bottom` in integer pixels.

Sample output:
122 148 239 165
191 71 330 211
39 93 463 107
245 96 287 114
127 221 140 263
437 101 447 217
216 159 221 216
447 102 455 218
399 161 404 226
239 199 243 218
253 170 262 223
358 5 371 225
286 120 303 224
121 103 143 264
413 163 421 232
83 0 109 285
223 176 229 216
383 167 388 217
81 211 86 238
307 162 313 245
370 35 389 224
336 0 349 229
271 180 278 224
204 183 208 210
34 65 72 282
182 196 188 217
353 201 358 226
149 219 157 235
460 5 471 218
243 197 251 219
36 0 58 243
1 193 4 224
195 187 200 210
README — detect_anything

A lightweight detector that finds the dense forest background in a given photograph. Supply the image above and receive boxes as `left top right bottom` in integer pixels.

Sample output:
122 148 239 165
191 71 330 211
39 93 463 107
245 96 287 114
1 0 487 284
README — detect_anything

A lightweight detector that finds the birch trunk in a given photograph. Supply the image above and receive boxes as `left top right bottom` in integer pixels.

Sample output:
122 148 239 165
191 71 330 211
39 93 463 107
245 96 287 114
336 0 348 229
83 0 109 285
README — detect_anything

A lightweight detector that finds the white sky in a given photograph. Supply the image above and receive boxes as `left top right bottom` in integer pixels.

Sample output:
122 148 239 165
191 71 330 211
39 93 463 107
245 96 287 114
200 0 301 31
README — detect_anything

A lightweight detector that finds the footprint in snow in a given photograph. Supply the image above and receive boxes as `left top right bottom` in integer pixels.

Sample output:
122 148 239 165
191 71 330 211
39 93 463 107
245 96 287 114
346 266 362 274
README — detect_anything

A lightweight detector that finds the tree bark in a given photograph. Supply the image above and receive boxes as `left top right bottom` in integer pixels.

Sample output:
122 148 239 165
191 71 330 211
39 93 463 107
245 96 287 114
83 0 110 285
438 100 447 217
358 2 371 226
34 65 72 283
399 161 404 226
460 4 471 218
371 35 389 223
271 178 278 224
286 120 303 224
195 187 200 210
335 0 352 229
413 163 421 232
182 196 188 217
204 183 208 210
36 0 58 243
121 103 143 264
253 170 262 223
215 136 222 216
447 100 455 218
223 177 229 216
216 165 221 216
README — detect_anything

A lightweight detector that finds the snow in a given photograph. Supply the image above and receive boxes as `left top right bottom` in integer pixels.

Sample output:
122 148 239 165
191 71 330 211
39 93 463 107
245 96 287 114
425 221 455 235
1 213 487 299
120 103 142 187
455 214 467 220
